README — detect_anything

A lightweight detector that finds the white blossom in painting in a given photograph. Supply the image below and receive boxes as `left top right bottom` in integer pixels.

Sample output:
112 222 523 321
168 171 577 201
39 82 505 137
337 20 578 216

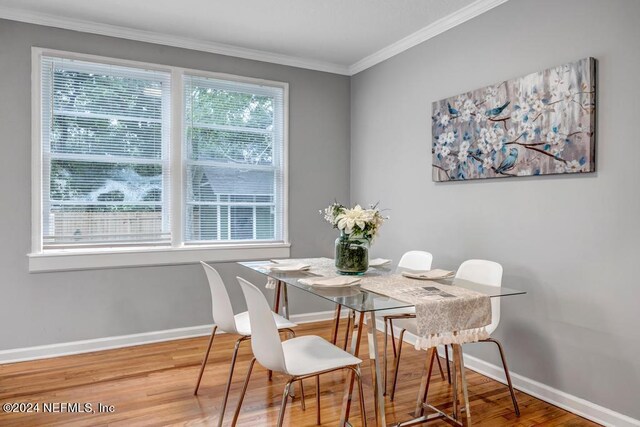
431 58 596 182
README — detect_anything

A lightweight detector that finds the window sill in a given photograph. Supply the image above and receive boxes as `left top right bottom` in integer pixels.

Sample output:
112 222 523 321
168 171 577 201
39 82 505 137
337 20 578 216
28 243 291 273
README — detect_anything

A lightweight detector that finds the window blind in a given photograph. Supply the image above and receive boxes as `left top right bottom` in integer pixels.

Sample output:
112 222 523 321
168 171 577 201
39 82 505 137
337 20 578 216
183 75 285 243
41 56 171 247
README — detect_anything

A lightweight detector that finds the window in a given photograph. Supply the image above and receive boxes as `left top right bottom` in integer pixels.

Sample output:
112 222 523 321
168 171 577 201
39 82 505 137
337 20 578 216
184 75 285 243
31 49 289 271
40 56 171 248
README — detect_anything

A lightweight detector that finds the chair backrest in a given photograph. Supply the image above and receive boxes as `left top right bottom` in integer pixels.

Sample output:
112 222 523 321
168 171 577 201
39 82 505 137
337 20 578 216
398 251 433 271
455 259 502 334
237 277 288 373
200 261 238 334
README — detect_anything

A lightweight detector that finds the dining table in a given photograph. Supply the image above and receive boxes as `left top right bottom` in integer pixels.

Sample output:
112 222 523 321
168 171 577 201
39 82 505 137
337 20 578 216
239 257 526 427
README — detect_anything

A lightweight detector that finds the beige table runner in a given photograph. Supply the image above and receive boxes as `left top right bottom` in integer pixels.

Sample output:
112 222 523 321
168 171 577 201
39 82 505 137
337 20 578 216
259 258 491 349
360 274 492 349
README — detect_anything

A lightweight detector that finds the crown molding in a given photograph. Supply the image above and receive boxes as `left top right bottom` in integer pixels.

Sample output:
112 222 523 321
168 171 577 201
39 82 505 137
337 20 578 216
0 6 351 75
0 1 509 77
348 0 510 75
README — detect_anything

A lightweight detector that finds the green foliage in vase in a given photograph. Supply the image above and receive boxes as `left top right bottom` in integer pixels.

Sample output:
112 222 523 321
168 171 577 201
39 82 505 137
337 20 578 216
335 233 369 274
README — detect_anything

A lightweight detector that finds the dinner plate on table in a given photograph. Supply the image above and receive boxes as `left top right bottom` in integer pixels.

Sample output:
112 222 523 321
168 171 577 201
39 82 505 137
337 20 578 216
401 269 455 280
369 258 392 267
298 276 361 288
266 262 311 272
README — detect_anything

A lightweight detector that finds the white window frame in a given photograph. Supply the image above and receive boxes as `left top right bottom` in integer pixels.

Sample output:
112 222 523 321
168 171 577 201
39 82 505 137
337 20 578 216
29 48 290 272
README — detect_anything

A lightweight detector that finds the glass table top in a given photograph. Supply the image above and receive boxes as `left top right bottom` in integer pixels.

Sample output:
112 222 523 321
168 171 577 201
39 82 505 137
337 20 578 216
239 258 526 313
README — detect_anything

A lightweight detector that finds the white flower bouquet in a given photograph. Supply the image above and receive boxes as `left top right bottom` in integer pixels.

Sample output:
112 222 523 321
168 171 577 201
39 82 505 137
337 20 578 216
321 202 388 241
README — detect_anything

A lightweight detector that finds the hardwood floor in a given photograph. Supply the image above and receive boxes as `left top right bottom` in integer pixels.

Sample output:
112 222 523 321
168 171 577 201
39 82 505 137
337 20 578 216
0 320 598 426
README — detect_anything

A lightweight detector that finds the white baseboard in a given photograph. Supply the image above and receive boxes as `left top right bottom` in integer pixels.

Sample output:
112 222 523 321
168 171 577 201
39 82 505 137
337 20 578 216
0 309 339 365
378 319 640 427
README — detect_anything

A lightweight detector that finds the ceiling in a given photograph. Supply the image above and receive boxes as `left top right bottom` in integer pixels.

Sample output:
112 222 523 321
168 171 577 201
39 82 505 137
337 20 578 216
0 0 508 75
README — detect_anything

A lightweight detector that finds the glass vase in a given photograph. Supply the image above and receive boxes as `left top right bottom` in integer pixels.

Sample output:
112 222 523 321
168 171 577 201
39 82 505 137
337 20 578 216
334 231 369 275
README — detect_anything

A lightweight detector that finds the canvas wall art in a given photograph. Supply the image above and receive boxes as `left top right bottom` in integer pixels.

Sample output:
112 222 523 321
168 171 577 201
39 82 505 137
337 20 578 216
431 57 596 182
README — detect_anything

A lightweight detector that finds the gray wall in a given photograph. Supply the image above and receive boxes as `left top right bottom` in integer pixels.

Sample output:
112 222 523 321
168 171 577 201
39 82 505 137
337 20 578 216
351 0 640 419
0 19 349 350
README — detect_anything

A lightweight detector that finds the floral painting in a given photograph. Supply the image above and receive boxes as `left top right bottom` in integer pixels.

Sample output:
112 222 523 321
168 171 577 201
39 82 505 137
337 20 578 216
432 57 596 181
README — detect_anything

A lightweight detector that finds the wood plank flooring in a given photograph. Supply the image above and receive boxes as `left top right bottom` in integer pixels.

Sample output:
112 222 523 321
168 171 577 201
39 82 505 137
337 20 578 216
0 320 599 426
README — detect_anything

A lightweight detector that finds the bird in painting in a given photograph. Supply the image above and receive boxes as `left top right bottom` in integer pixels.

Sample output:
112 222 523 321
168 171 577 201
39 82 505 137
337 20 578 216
495 148 519 174
485 101 511 117
447 102 460 116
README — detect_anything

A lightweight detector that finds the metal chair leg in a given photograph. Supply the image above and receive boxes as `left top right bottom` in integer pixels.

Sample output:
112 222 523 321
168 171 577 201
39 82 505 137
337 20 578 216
414 347 436 417
390 328 406 402
389 318 397 358
230 357 256 426
277 379 294 427
485 338 520 416
194 325 217 395
218 336 245 427
444 344 452 384
343 310 353 351
298 379 306 410
283 328 301 402
352 367 368 427
419 348 437 416
434 348 446 381
315 375 321 425
331 304 342 345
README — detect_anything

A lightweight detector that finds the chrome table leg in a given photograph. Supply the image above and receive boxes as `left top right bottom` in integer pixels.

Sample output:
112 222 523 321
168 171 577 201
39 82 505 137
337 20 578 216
367 311 387 427
339 312 365 426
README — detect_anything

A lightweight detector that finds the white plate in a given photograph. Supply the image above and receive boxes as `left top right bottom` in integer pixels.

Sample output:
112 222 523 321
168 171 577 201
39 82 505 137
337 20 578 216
401 269 455 280
298 277 361 288
268 263 311 272
369 258 391 267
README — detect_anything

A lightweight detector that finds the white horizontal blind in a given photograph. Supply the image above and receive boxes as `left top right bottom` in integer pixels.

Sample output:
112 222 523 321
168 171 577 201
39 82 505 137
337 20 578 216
41 56 171 248
183 75 285 243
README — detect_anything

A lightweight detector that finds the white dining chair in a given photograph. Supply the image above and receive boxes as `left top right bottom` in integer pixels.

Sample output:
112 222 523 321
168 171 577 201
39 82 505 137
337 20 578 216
381 251 447 395
232 277 367 427
194 262 298 427
397 250 434 271
390 259 520 416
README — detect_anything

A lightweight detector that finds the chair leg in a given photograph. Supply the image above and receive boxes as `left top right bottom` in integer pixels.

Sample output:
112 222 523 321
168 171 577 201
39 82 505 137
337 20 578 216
298 379 306 410
343 310 352 351
230 357 256 426
352 367 368 427
444 344 452 384
390 328 406 402
277 379 294 427
282 328 302 402
435 348 446 381
194 325 217 395
217 336 244 427
315 375 321 425
419 348 437 416
331 304 342 345
389 319 397 358
485 338 520 416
